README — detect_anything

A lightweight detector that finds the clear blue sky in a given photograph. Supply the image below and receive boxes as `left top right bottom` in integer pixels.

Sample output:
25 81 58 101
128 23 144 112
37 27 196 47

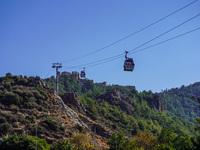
0 0 200 92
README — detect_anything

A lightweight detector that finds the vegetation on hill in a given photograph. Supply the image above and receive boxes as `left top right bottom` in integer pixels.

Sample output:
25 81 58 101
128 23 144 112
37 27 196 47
1 73 200 149
0 73 68 142
43 74 134 97
0 73 107 149
107 129 198 150
44 74 198 137
162 83 200 123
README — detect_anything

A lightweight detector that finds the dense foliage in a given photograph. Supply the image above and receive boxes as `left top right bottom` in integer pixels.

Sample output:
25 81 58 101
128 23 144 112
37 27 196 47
0 73 66 140
0 73 48 109
44 74 198 137
43 74 134 97
162 83 200 123
1 131 200 150
0 133 93 150
80 90 197 137
1 73 200 149
107 129 199 150
0 133 49 150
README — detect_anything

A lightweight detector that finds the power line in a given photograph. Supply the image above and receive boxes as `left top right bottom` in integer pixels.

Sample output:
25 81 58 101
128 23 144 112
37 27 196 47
86 27 200 68
129 27 200 55
63 13 200 69
128 13 200 53
61 0 198 63
65 26 200 69
45 68 53 78
63 53 123 69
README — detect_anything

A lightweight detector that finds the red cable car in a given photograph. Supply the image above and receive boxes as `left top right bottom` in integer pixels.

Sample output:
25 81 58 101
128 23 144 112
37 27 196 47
80 67 86 78
124 51 135 71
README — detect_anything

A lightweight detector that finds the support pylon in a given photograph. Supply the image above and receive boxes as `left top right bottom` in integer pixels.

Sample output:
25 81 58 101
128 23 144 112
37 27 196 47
52 63 62 95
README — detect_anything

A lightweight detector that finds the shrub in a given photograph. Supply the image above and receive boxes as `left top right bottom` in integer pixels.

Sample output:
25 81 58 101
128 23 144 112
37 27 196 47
28 125 46 136
13 105 19 113
12 75 20 83
3 82 11 90
38 106 45 111
131 132 158 149
33 91 45 100
19 78 28 85
41 116 61 132
50 140 75 150
21 119 31 126
6 73 12 77
1 92 23 106
13 89 23 96
71 134 94 150
22 90 34 98
0 111 17 123
0 85 4 91
23 102 37 109
0 133 50 150
0 122 12 135
0 117 6 123
37 99 43 105
17 114 26 124
25 115 36 124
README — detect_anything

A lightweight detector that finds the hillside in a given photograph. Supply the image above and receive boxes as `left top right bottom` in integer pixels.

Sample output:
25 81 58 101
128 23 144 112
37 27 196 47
0 73 109 149
161 83 200 123
44 73 198 137
1 73 200 149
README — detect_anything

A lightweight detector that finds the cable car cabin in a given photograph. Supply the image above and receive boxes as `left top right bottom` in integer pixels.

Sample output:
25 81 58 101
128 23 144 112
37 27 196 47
80 71 86 78
124 58 135 71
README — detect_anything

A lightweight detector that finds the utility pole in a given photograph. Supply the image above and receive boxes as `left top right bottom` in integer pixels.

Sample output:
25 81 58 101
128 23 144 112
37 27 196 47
34 109 37 150
52 63 62 95
35 124 37 150
94 125 96 150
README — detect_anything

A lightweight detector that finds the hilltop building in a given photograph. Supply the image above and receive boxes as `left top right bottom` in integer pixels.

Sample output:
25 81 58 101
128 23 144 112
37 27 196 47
61 71 80 80
127 86 135 90
62 71 71 76
102 82 108 86
71 71 79 80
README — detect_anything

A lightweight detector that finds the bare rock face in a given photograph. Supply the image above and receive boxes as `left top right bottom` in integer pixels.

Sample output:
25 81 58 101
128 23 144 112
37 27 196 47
97 90 134 115
152 93 164 111
61 92 85 113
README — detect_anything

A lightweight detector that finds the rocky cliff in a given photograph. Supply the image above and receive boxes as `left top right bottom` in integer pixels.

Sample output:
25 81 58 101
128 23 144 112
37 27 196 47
97 90 164 113
97 90 134 115
61 92 85 113
0 75 109 149
151 93 164 112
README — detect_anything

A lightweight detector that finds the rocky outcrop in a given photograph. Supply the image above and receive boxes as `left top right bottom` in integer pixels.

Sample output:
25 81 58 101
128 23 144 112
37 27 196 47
0 75 109 149
97 90 134 115
151 93 164 112
61 92 85 113
27 76 47 87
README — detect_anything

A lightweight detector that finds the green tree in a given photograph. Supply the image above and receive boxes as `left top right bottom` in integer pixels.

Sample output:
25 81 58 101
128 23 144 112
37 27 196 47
1 92 23 106
50 140 75 150
70 133 94 150
0 133 50 150
0 122 12 135
108 132 131 150
158 128 193 150
191 97 200 149
158 129 175 145
131 132 157 150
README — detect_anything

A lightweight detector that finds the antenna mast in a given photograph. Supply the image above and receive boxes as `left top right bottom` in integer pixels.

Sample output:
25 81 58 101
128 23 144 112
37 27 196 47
52 63 62 95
